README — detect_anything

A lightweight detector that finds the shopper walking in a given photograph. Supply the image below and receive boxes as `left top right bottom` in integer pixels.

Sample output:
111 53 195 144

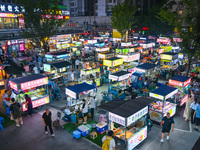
42 109 54 137
71 56 76 69
88 95 96 120
193 101 200 131
102 130 116 150
82 99 88 124
75 58 79 70
183 96 193 121
191 99 198 124
160 112 175 143
9 98 23 127
25 94 33 116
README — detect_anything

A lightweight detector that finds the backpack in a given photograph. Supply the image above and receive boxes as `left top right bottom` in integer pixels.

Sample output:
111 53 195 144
12 103 21 114
102 136 112 150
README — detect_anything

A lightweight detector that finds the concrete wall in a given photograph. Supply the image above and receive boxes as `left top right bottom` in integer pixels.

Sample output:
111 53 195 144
68 16 112 25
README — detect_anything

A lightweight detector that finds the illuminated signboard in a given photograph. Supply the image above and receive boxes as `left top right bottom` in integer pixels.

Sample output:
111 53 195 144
98 53 106 59
180 94 188 106
128 126 147 150
109 112 125 126
127 106 148 126
168 79 183 87
121 42 132 47
56 54 70 59
88 40 97 44
96 47 109 52
45 54 53 59
112 58 123 66
9 81 18 91
184 78 191 87
0 4 25 13
135 67 146 73
81 68 100 75
22 96 50 111
20 77 48 91
65 88 76 99
44 64 51 72
103 59 112 67
109 74 118 81
173 38 182 42
161 54 173 60
165 89 178 100
149 92 164 100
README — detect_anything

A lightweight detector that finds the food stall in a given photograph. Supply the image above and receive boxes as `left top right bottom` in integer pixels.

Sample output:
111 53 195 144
79 68 101 86
43 61 72 85
103 57 123 74
45 51 71 62
65 82 96 107
0 64 10 88
98 52 115 60
168 75 191 106
160 52 179 65
133 63 157 76
117 53 140 72
149 85 178 123
9 74 49 111
101 97 154 150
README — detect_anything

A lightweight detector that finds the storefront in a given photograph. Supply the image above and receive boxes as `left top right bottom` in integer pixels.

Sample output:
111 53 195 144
100 97 154 150
6 39 25 54
79 68 101 86
149 85 178 123
9 75 49 111
0 4 25 30
168 75 191 106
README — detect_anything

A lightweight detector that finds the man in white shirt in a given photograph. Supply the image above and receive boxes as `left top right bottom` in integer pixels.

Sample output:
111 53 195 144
102 130 115 150
88 95 96 120
70 70 74 82
75 59 79 70
33 66 39 74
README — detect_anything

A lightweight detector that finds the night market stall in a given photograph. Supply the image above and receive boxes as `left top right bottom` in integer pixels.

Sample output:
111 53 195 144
45 51 71 62
149 85 178 123
9 74 49 111
168 75 191 106
43 61 72 85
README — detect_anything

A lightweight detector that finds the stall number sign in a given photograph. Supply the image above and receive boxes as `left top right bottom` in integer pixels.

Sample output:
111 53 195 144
81 68 100 75
103 60 112 67
128 126 147 150
161 54 173 60
109 112 125 126
149 93 164 100
20 77 48 91
168 79 183 87
22 96 49 111
127 106 148 126
9 81 18 91
184 78 191 87
181 94 189 106
65 88 76 99
113 59 123 67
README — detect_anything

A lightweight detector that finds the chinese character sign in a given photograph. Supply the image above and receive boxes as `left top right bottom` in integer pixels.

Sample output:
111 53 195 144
109 112 126 126
0 4 24 13
65 88 76 99
168 79 183 87
20 77 48 91
9 81 18 91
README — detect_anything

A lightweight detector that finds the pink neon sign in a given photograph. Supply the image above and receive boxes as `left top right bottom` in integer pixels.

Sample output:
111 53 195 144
20 77 48 91
168 79 183 87
180 94 188 106
22 96 49 111
9 81 18 91
184 78 191 87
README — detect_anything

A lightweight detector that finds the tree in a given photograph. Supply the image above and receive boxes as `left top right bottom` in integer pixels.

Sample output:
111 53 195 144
158 0 200 75
111 1 136 41
17 0 67 53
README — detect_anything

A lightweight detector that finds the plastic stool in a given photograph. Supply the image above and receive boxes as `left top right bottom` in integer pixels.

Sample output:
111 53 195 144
0 117 5 123
0 123 3 131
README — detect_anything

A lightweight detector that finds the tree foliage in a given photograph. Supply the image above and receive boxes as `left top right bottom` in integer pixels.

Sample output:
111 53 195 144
158 0 200 75
17 0 67 53
111 1 136 40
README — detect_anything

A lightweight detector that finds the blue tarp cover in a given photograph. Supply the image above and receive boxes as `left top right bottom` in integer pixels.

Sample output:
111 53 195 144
136 63 156 70
150 85 177 97
170 75 190 83
66 82 95 94
110 71 130 77
10 74 46 84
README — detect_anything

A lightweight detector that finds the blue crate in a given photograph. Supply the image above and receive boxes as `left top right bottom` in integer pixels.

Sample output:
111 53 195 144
96 123 107 134
73 130 81 139
78 125 89 137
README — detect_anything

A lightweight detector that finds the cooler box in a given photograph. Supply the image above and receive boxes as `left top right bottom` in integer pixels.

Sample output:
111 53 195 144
73 130 81 139
71 115 77 124
85 124 92 131
78 125 90 137
96 122 107 134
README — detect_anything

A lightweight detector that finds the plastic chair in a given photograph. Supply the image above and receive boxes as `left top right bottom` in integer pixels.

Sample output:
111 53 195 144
99 114 107 122
0 117 5 123
0 123 3 131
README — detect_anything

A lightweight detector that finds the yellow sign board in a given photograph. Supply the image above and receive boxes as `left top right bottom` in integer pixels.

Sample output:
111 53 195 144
103 60 112 67
113 58 123 66
161 54 172 60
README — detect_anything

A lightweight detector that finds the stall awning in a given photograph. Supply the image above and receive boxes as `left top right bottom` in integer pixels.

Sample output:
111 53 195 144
149 85 178 100
136 63 156 70
65 82 95 99
106 57 122 61
47 61 72 69
109 71 130 81
51 51 70 56
98 99 128 111
169 75 191 87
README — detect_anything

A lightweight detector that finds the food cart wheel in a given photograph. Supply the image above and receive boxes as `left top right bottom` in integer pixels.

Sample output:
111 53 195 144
53 119 60 127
